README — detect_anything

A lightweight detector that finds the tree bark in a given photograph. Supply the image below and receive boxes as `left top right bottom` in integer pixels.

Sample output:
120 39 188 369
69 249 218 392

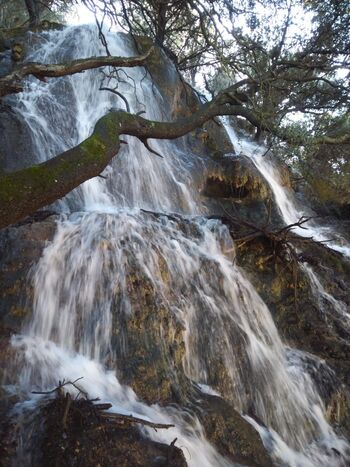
24 0 41 27
0 47 155 97
0 95 258 229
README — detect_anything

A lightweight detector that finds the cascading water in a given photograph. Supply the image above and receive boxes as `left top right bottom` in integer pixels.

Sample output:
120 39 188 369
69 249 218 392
223 118 350 348
6 24 350 466
224 122 350 259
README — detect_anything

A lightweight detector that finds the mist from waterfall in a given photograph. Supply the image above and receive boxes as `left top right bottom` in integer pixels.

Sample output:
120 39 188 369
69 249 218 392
7 25 350 467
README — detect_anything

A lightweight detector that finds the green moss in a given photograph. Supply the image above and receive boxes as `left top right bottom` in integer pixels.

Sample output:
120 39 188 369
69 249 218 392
0 132 111 204
80 134 107 159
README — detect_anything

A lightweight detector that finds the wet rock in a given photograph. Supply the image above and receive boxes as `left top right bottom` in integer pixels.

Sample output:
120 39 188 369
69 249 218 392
0 215 57 332
8 396 187 467
112 260 190 405
0 215 58 399
235 233 350 436
194 392 272 466
0 386 19 466
0 50 11 78
202 155 270 202
0 106 37 173
326 386 350 439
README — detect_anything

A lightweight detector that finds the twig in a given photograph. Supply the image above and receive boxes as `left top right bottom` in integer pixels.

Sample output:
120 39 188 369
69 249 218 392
140 138 164 158
62 393 72 430
100 86 130 112
99 412 174 431
167 438 178 464
32 377 88 399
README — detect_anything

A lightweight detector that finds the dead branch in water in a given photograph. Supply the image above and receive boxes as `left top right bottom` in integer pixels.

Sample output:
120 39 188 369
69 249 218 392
98 412 174 430
32 377 88 398
32 378 174 431
215 207 335 306
33 378 88 431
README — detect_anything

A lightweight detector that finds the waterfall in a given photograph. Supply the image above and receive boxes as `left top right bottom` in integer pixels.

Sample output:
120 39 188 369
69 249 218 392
7 25 350 466
224 122 350 259
223 119 350 348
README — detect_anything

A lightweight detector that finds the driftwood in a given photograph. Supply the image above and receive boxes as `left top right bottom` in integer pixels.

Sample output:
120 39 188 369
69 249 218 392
32 377 174 431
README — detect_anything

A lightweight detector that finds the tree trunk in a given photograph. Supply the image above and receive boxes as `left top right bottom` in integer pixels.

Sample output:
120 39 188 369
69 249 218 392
0 100 253 229
155 2 167 46
24 0 41 27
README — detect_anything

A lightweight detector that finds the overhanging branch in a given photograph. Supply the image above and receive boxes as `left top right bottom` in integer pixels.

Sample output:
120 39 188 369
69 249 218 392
0 82 348 229
0 47 155 97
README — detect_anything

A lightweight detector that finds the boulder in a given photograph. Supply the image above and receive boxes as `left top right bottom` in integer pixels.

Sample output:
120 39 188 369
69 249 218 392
194 393 272 467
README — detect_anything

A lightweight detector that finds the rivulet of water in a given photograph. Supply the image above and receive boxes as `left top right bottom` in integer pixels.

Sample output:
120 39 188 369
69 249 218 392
6 24 350 467
224 121 350 259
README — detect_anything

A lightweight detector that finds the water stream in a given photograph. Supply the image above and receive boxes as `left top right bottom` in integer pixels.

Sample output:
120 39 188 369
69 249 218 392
223 120 350 333
6 25 350 466
224 122 350 259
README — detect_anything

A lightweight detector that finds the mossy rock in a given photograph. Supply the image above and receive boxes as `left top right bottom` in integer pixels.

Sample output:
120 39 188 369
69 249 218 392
111 263 189 405
235 232 350 441
195 393 272 466
326 386 350 439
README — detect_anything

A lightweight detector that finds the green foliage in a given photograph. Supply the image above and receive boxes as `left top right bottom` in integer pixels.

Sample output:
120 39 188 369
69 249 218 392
0 0 29 27
0 0 73 28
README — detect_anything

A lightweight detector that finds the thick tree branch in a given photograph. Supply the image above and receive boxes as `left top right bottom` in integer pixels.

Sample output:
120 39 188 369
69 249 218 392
0 47 154 97
0 90 259 228
0 82 348 229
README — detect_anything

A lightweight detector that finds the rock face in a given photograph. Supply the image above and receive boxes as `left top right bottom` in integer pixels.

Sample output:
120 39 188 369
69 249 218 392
194 393 272 467
111 259 190 405
0 214 57 333
136 36 233 160
235 233 350 439
202 155 270 202
0 106 37 173
0 215 272 467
